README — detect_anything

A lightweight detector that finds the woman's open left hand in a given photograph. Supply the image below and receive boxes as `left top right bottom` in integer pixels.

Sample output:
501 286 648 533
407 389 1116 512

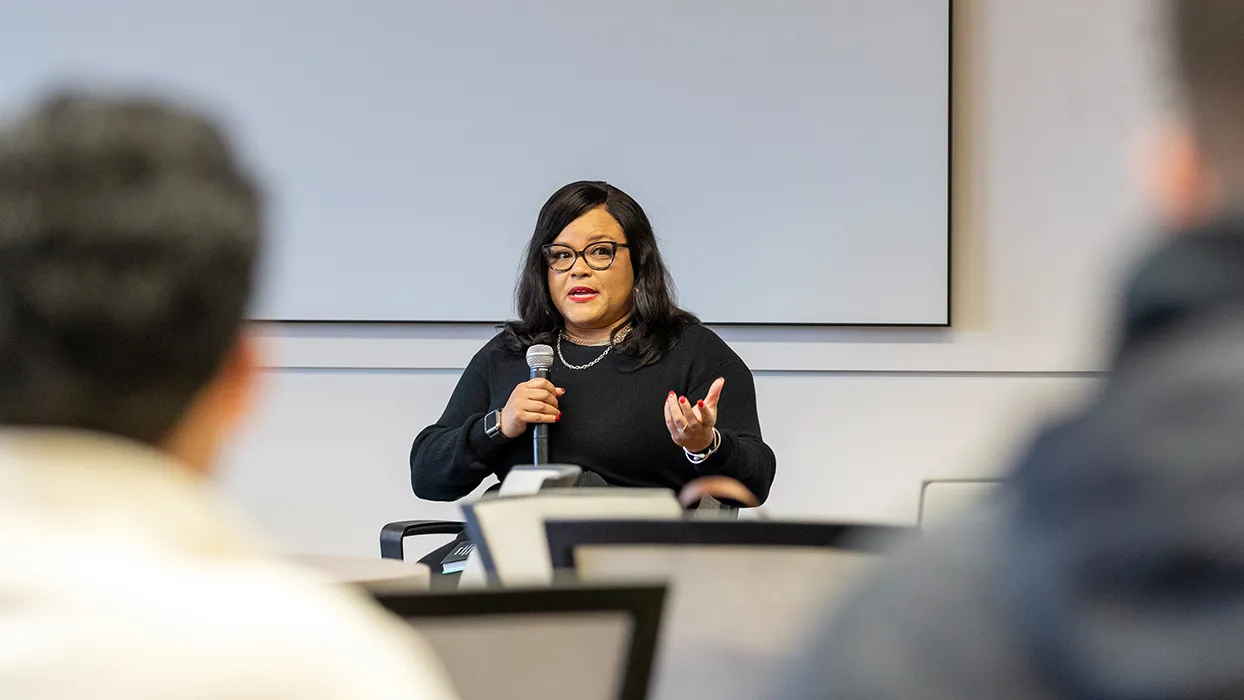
664 377 725 453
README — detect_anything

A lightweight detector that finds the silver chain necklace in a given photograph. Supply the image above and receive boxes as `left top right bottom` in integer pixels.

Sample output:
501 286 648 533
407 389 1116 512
557 325 631 370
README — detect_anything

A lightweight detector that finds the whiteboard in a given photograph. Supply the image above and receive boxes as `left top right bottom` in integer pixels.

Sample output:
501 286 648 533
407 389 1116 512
0 0 950 325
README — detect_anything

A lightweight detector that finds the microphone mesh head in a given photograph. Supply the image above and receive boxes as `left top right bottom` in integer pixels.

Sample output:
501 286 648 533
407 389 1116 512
526 344 555 370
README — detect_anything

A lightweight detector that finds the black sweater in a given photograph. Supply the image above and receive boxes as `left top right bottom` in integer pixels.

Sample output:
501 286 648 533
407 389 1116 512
410 323 776 503
786 223 1244 700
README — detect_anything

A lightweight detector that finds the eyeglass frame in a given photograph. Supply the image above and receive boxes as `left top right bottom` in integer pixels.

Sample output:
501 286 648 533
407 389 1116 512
541 241 630 272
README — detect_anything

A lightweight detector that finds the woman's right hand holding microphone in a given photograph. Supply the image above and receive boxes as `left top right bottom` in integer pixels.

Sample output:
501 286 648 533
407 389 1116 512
500 378 564 439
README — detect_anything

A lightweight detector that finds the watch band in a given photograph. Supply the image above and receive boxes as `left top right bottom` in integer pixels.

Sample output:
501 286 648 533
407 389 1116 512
484 410 508 443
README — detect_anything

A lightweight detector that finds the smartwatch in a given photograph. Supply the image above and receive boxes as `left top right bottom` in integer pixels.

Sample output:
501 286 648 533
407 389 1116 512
484 410 508 443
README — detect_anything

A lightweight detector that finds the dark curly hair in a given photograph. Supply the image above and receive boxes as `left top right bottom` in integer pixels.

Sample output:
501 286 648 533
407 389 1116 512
0 92 261 443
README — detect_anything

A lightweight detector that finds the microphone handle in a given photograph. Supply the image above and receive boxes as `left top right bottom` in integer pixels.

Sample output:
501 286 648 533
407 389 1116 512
530 366 550 465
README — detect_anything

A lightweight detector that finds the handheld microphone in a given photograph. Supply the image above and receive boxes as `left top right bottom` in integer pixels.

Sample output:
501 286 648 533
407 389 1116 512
525 344 555 465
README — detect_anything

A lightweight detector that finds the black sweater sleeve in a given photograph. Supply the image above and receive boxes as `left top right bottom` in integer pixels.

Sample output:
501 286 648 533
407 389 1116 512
687 353 777 504
409 344 510 501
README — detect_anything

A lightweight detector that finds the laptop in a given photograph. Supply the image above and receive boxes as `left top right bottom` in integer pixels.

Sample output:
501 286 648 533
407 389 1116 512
372 583 666 700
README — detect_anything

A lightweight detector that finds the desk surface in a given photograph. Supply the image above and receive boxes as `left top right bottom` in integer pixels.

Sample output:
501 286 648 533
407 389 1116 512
287 553 431 587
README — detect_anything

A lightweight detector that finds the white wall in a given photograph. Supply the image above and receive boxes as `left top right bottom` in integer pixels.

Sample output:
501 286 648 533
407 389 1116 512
217 0 1160 556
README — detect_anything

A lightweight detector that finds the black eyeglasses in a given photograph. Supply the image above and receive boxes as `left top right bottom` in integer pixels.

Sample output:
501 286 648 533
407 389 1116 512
542 242 629 272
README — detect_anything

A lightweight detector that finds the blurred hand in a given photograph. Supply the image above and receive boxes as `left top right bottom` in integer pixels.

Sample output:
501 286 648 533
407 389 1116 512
664 377 725 453
501 378 564 438
678 476 761 509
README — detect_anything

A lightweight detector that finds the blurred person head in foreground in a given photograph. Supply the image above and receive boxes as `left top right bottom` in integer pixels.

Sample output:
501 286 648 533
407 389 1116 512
0 91 456 699
787 2 1244 698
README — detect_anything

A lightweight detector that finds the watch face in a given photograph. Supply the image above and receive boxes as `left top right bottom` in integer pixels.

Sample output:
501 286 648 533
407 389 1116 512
486 410 500 434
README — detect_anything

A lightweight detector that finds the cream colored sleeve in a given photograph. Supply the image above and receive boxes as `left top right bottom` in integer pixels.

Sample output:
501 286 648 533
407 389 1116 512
0 563 462 700
216 576 461 700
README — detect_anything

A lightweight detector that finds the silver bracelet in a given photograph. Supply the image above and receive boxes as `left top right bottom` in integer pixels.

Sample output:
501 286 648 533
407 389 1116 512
684 428 722 464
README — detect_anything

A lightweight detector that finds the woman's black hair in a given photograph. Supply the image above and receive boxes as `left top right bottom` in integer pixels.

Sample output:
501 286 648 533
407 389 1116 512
503 180 697 367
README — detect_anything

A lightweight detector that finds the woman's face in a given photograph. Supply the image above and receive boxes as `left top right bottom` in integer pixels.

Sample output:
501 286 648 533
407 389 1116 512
546 206 635 334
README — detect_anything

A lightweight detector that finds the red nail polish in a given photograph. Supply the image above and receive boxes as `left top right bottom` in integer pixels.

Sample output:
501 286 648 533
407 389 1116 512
556 412 562 422
668 391 676 398
697 400 705 409
680 396 688 404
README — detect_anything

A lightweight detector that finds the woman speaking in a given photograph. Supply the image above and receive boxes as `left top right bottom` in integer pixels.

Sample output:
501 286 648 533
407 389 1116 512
410 181 776 504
